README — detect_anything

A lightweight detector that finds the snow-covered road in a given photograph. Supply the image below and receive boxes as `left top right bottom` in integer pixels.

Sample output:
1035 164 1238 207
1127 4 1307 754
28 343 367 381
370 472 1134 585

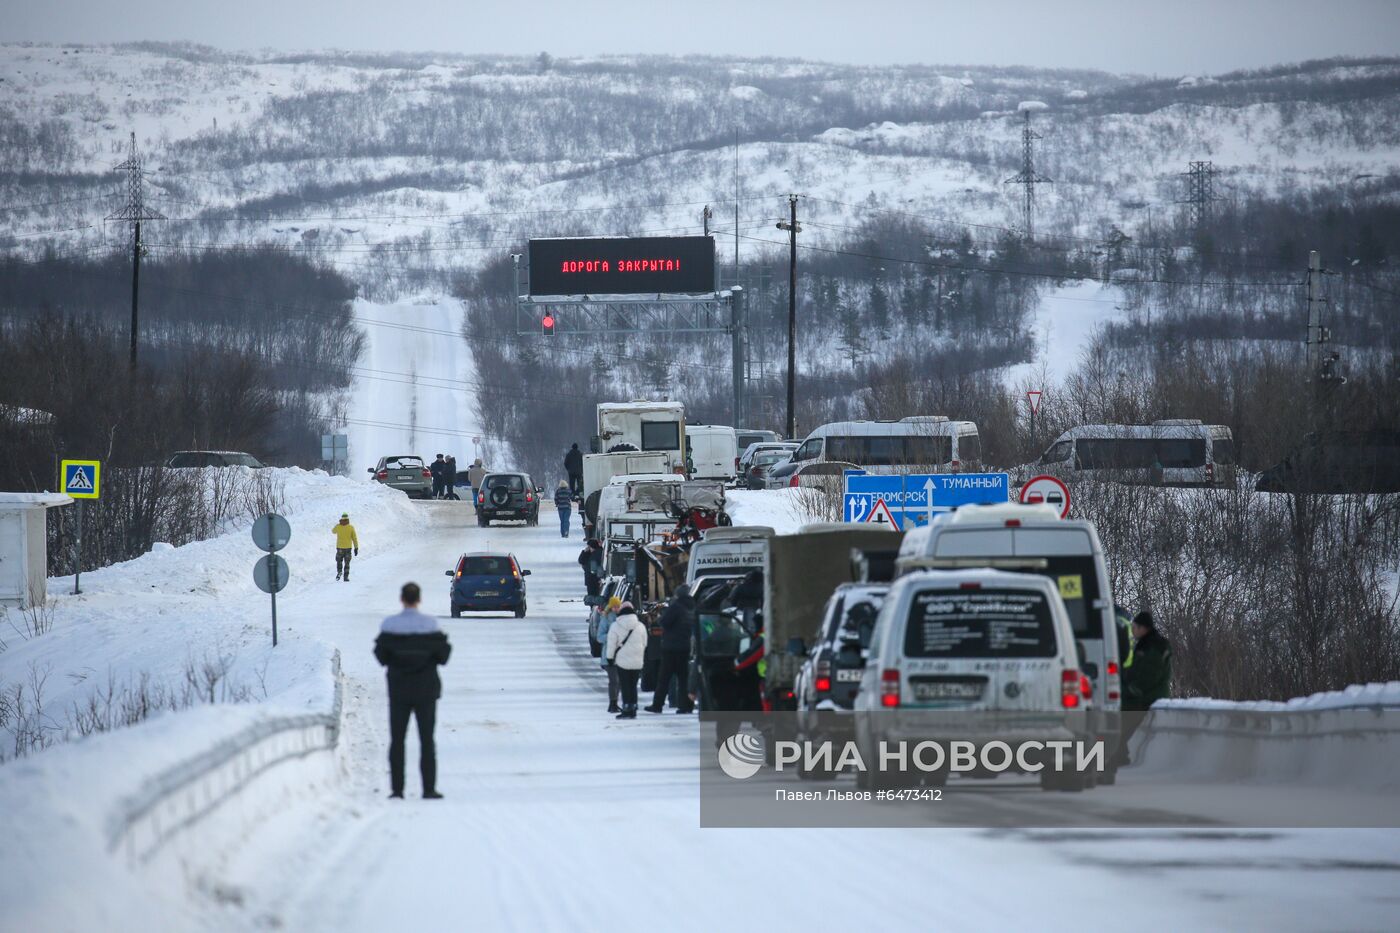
203 502 1400 932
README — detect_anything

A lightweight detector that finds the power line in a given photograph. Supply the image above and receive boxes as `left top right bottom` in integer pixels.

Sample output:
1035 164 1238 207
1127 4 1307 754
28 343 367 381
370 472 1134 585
730 231 1302 290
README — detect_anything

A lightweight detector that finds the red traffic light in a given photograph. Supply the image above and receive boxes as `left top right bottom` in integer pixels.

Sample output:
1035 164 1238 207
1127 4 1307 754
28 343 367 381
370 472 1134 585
541 313 556 335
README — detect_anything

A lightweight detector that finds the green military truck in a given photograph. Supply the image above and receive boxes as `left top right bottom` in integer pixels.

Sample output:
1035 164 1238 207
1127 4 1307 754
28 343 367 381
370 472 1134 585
762 523 905 710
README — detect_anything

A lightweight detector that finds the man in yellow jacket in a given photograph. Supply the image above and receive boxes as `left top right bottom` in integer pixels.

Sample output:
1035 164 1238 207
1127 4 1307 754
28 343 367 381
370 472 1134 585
332 513 360 581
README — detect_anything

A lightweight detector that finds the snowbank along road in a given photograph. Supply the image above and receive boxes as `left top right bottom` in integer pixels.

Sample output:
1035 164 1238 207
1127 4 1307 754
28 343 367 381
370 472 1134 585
191 499 1399 933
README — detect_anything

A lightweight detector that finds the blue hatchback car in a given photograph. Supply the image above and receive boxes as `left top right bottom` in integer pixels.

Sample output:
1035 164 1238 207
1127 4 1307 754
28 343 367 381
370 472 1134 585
446 552 530 618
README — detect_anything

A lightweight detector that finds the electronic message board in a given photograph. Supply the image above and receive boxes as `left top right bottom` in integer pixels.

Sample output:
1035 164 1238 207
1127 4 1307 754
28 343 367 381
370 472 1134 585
528 236 715 296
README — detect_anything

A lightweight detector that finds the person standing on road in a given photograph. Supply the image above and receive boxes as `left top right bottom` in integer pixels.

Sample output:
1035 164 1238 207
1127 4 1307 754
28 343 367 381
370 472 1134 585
1117 610 1174 766
332 513 359 581
553 481 573 537
646 584 695 714
444 454 459 500
564 442 585 498
597 595 622 713
578 539 604 596
467 458 488 507
606 602 647 719
429 454 448 499
374 582 452 799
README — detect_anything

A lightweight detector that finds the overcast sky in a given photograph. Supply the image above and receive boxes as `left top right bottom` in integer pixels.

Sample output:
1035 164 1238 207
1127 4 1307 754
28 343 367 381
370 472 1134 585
8 0 1400 75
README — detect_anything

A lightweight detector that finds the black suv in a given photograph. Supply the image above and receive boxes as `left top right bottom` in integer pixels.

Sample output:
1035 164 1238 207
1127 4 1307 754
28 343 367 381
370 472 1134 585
476 472 542 527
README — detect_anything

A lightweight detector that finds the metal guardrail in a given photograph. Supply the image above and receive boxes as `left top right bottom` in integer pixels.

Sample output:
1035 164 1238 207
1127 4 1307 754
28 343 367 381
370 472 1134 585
107 650 344 865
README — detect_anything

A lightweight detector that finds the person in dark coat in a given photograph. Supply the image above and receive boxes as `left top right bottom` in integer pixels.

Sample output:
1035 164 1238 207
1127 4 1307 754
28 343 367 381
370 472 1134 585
374 582 452 799
564 443 585 497
578 539 604 596
646 585 695 713
429 454 448 499
444 455 459 499
1117 610 1173 766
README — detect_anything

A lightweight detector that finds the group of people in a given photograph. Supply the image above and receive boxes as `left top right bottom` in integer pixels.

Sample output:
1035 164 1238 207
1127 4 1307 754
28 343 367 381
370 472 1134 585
429 454 490 500
579 538 696 720
591 588 695 720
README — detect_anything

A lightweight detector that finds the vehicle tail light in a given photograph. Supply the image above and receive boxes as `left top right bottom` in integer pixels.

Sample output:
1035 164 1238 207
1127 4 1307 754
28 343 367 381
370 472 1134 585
525 492 534 502
880 668 900 708
950 459 961 473
1004 519 1021 527
789 474 801 488
1080 674 1093 700
735 457 741 471
1107 660 1121 701
959 581 981 590
512 562 521 579
376 470 388 480
1061 669 1081 709
477 493 485 503
421 469 432 479
814 659 832 694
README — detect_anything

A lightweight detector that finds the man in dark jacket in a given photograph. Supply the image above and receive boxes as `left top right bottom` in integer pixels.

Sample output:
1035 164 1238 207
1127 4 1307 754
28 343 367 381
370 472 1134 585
1118 610 1173 765
374 582 452 799
564 443 585 497
429 454 447 499
578 539 604 596
645 585 695 713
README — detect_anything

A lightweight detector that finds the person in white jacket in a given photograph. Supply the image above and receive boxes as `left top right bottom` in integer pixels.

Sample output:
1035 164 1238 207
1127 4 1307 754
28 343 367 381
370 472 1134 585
605 603 648 720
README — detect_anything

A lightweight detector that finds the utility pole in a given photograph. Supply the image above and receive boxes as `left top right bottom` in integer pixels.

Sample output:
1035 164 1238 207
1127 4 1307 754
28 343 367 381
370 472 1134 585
107 132 164 368
1003 109 1051 241
1305 250 1347 425
1179 160 1220 234
702 204 713 237
776 195 800 439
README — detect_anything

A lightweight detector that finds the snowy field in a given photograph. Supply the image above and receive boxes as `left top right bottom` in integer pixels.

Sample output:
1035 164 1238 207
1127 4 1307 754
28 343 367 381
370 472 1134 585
5 503 1400 931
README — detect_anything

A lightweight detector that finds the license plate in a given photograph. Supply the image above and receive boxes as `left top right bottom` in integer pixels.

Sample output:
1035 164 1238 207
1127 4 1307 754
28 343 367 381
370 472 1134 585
913 681 983 700
475 591 499 597
835 669 863 682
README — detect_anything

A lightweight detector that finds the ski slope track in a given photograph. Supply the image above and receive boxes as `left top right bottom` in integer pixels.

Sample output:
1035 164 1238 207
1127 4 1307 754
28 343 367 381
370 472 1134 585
345 297 485 473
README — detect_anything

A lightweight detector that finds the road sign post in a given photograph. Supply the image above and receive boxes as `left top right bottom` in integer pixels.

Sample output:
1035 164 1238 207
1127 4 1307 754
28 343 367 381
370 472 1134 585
253 513 291 646
843 472 1011 530
1027 390 1042 450
61 459 101 595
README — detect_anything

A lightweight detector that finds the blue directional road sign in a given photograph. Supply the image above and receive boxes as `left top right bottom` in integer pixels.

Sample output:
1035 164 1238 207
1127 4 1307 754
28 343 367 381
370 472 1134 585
843 472 1010 530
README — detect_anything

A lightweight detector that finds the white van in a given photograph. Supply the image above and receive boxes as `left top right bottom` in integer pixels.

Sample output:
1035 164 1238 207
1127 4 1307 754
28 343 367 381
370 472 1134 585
685 424 739 482
894 502 1122 781
685 526 774 588
1037 420 1236 487
594 401 687 475
787 416 981 474
581 450 668 502
853 568 1094 791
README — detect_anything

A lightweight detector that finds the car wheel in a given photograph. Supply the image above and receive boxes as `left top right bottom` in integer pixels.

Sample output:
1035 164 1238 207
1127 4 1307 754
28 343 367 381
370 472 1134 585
478 518 489 527
515 602 527 619
450 606 461 619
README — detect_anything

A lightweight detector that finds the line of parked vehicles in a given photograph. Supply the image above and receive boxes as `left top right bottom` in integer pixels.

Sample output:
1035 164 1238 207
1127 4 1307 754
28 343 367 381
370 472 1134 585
571 397 1399 792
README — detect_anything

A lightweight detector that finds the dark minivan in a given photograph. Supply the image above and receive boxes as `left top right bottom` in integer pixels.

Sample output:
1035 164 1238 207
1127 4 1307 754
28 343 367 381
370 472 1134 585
447 552 530 618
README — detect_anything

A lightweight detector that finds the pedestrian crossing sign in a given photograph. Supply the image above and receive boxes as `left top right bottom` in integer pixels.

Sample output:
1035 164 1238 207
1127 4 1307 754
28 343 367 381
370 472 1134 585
61 459 101 499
